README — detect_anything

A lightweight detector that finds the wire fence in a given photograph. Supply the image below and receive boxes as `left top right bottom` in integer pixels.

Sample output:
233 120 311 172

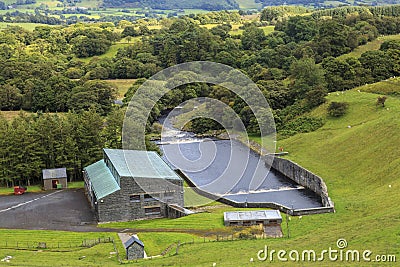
0 237 115 251
155 232 280 258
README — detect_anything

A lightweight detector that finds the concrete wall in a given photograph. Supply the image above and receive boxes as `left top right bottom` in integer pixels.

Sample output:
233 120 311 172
264 155 335 210
178 169 334 216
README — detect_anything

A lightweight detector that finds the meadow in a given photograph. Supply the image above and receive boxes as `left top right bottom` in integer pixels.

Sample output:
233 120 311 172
337 34 400 60
0 22 54 30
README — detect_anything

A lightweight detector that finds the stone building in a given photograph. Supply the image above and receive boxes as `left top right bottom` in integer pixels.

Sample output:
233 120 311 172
84 149 184 222
42 168 68 190
124 236 145 260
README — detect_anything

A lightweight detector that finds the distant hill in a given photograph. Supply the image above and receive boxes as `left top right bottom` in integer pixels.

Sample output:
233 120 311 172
102 0 239 10
255 0 400 8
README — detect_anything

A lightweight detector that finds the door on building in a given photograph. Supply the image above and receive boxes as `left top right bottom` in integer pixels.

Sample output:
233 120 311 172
52 180 59 189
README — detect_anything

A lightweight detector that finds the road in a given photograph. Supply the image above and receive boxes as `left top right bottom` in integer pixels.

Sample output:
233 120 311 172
0 189 98 232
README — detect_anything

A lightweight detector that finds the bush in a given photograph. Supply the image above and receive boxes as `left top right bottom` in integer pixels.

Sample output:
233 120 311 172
327 102 349 117
279 116 324 139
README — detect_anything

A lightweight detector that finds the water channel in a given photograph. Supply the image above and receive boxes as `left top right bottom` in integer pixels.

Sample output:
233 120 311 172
157 115 323 210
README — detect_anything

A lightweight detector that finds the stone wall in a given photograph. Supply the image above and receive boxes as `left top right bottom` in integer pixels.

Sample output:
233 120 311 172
264 155 335 209
97 176 184 222
127 243 144 260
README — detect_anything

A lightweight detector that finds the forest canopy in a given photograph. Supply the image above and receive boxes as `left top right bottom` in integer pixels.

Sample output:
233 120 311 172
2 5 400 186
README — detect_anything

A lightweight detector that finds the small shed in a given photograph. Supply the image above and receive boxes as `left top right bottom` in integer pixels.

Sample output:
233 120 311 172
224 210 282 226
124 236 144 260
42 168 67 190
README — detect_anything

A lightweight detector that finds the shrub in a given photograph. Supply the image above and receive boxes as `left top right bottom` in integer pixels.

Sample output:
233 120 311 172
327 102 349 117
279 116 324 139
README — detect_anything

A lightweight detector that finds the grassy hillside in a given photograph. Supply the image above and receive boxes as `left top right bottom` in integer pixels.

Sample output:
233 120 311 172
1 83 398 267
337 34 400 60
0 22 55 31
0 229 123 266
236 0 262 9
94 87 399 266
124 90 399 266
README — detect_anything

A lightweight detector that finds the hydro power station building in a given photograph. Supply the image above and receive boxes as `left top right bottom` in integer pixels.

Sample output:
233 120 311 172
84 149 184 222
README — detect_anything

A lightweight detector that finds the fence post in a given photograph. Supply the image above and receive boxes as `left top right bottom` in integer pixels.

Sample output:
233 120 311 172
176 241 180 255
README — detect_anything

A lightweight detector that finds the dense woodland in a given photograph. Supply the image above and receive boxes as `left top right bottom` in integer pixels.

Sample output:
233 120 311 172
102 0 239 10
1 6 400 186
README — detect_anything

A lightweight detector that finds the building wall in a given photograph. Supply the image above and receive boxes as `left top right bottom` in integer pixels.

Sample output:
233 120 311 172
127 243 144 260
97 190 123 222
225 219 282 226
96 176 184 222
43 178 67 190
83 171 98 214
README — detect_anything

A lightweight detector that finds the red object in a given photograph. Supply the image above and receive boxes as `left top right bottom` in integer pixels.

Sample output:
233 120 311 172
14 186 27 195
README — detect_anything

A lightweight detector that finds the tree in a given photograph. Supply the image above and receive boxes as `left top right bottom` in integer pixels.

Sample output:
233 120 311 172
241 26 265 50
71 34 111 58
121 26 138 37
0 84 22 110
289 57 326 99
359 50 395 81
69 81 116 115
305 86 327 109
281 16 317 42
327 102 349 117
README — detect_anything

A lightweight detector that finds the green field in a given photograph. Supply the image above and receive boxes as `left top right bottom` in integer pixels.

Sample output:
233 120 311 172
230 25 274 36
236 0 262 9
105 79 137 98
338 34 400 60
358 77 400 95
0 229 123 266
0 22 54 31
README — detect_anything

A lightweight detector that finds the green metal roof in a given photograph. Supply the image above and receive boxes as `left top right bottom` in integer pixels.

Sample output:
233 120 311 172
103 149 182 180
84 160 120 200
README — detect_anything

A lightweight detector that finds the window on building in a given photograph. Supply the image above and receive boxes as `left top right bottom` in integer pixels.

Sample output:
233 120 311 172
144 207 161 215
144 193 159 202
129 194 140 202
